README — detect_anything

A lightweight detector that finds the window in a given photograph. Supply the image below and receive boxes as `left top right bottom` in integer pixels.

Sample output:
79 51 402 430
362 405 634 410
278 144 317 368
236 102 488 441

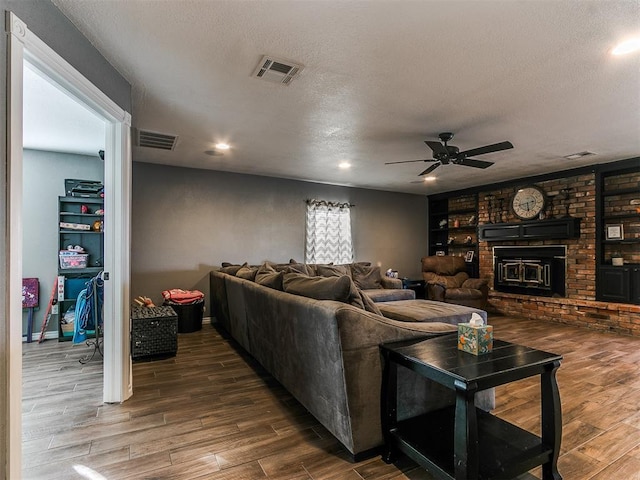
305 200 354 264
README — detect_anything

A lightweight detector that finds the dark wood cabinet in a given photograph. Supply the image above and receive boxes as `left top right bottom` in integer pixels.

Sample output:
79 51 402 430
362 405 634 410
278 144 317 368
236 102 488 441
595 163 640 305
597 266 632 303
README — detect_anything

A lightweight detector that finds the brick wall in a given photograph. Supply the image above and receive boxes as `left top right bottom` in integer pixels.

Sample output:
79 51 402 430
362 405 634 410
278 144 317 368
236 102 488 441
476 172 640 336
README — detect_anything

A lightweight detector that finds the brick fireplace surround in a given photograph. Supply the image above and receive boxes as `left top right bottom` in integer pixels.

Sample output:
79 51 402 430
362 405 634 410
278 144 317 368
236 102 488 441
476 172 640 336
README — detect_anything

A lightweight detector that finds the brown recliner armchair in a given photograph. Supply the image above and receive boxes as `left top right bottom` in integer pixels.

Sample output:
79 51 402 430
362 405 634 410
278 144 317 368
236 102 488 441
421 256 488 310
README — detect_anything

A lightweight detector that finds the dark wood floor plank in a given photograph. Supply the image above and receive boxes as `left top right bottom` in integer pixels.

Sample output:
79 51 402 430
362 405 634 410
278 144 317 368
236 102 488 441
22 314 640 479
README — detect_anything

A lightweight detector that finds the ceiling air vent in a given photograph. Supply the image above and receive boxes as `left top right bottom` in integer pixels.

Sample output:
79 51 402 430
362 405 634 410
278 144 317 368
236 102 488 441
135 129 178 150
252 55 304 85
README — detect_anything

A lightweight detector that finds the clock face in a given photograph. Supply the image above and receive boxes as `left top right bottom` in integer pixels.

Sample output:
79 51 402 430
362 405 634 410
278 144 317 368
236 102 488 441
512 186 546 220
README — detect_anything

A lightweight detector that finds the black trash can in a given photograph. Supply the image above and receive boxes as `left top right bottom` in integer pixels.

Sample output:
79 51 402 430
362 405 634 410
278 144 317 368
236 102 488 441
164 300 204 333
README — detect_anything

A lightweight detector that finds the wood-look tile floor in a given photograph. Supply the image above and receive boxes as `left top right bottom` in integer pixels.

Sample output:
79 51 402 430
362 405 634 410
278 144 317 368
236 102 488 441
22 315 640 479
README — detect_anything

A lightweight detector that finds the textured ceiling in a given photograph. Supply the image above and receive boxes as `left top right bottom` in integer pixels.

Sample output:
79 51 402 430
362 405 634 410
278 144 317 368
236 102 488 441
45 0 640 194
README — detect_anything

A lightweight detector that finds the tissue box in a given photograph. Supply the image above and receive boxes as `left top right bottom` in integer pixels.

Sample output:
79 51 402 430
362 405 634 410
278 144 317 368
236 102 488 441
458 323 493 355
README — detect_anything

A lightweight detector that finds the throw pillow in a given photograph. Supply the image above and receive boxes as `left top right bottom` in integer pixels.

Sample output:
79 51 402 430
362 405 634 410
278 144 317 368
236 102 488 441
255 263 284 290
286 263 315 276
283 273 352 302
219 262 246 275
236 265 258 281
316 264 350 278
350 263 382 290
358 288 383 315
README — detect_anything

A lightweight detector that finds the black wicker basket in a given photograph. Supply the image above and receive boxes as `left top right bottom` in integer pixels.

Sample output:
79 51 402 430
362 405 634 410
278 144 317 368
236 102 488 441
131 306 178 360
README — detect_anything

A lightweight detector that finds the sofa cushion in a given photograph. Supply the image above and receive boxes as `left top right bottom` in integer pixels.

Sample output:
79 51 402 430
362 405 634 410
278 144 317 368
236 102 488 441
350 264 382 290
255 263 284 290
425 271 469 289
283 272 352 302
377 299 487 325
236 265 258 281
445 288 484 300
363 288 416 303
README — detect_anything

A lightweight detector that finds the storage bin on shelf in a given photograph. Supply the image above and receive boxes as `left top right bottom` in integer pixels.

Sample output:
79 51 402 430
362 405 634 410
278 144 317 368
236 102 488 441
59 251 88 269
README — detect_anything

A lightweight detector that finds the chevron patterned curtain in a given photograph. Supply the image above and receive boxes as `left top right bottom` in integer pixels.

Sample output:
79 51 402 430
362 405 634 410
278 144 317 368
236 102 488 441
305 200 354 264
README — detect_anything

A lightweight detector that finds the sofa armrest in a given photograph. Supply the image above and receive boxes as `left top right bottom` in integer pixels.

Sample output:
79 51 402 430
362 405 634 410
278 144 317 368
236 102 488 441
426 282 446 302
462 278 488 290
380 277 402 289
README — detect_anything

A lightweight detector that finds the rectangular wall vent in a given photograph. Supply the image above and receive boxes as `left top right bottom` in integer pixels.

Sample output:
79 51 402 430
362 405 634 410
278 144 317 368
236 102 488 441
253 55 304 85
135 129 178 150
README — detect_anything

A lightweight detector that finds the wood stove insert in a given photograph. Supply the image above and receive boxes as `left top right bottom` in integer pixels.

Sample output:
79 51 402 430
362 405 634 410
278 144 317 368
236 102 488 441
493 245 566 297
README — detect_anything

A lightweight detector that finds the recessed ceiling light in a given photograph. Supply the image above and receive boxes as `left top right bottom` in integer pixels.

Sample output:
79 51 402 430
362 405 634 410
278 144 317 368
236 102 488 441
215 143 230 150
612 37 640 55
339 162 351 169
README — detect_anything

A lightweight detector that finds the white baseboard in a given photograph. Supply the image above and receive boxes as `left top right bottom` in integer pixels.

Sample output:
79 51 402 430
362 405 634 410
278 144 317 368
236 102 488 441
22 330 58 343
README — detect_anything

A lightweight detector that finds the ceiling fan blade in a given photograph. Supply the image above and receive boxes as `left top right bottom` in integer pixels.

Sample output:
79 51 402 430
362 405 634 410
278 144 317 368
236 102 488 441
424 140 449 158
419 163 440 176
459 141 513 158
385 159 436 165
457 157 494 169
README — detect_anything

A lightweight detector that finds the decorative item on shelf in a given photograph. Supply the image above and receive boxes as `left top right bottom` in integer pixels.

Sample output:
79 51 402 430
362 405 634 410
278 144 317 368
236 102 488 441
81 204 89 214
545 192 558 219
468 214 476 225
92 220 103 232
558 188 571 217
606 224 624 240
435 250 445 256
611 252 624 266
95 208 105 215
439 219 447 229
464 235 473 245
447 236 455 245
498 198 506 223
485 195 495 224
453 219 460 228
465 250 474 262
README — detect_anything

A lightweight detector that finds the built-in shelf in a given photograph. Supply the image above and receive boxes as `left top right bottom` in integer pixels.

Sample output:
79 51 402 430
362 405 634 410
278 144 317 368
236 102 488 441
478 217 581 242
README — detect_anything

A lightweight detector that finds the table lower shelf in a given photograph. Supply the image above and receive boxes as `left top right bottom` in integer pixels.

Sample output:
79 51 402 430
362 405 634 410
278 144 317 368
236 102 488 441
390 406 552 479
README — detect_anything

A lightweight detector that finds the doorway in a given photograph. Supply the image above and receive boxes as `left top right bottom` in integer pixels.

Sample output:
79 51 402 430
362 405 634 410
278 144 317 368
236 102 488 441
5 12 133 477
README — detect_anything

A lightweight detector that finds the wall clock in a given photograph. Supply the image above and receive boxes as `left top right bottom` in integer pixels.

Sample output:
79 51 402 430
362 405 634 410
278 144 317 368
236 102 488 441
511 185 546 220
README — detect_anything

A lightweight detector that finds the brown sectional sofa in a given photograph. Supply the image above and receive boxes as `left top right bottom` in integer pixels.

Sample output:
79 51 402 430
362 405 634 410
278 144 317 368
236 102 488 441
209 262 493 460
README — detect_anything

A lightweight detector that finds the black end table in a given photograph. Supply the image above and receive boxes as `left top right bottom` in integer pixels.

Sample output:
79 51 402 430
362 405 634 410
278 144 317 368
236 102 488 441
380 334 562 480
402 278 426 299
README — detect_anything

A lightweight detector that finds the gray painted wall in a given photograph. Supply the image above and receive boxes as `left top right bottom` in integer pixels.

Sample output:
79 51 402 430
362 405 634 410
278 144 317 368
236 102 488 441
132 162 429 313
22 149 104 336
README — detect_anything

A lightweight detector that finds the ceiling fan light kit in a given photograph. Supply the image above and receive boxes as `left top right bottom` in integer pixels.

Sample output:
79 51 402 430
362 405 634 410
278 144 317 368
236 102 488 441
386 132 514 178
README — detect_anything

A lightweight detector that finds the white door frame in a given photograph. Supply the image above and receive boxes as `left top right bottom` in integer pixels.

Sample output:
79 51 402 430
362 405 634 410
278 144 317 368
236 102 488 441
5 12 132 477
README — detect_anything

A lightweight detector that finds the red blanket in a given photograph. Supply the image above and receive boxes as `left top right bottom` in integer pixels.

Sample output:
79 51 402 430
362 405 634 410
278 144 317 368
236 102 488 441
162 289 204 304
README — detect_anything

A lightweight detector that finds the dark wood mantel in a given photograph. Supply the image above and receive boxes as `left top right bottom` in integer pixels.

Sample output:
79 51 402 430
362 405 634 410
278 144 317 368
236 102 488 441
478 217 581 242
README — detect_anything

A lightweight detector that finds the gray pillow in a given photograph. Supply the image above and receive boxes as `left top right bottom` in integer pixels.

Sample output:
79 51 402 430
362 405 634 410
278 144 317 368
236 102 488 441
220 262 246 275
316 264 350 278
283 273 351 302
255 263 284 290
286 263 315 276
236 265 258 281
350 264 382 290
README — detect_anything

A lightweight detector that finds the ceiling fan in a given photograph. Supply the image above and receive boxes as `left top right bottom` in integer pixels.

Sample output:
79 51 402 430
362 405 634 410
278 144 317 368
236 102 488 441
386 132 514 176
